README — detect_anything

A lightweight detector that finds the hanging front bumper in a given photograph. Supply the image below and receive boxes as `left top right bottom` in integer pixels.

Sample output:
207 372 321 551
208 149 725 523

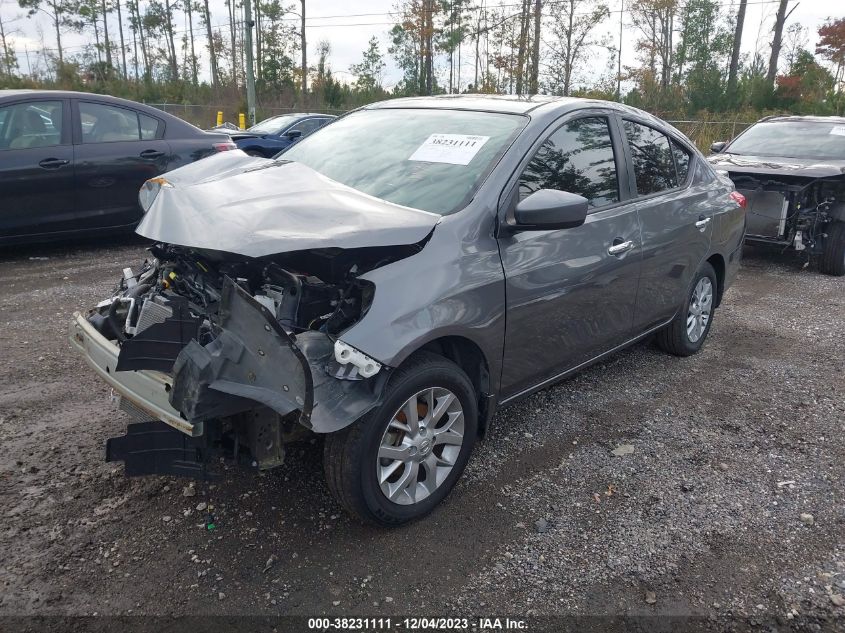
70 313 202 437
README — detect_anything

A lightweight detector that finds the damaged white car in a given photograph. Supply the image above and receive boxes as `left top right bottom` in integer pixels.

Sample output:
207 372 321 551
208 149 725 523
71 96 745 524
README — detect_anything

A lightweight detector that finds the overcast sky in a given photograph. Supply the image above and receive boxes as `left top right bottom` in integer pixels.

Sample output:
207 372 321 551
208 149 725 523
1 0 836 91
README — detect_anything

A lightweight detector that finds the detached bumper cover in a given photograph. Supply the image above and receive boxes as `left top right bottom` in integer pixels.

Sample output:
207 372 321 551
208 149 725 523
168 280 314 424
168 279 389 433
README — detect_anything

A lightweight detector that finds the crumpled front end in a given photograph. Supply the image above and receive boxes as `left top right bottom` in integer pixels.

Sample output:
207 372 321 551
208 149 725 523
71 240 420 475
709 154 845 255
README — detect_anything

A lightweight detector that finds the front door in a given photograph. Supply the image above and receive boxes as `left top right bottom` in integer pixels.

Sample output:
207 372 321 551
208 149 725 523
497 114 642 400
72 100 172 231
0 98 76 238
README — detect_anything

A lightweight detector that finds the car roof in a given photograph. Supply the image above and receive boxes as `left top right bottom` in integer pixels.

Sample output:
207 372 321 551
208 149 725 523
265 112 335 118
362 94 673 124
359 94 691 144
0 89 212 135
758 114 845 124
0 89 167 115
0 89 149 103
364 94 574 114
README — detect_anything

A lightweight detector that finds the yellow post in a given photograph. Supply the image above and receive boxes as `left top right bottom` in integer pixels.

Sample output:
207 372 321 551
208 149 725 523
238 113 246 130
216 111 223 127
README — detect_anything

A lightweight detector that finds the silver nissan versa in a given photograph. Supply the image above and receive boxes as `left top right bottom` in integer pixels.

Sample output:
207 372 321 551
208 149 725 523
70 95 747 525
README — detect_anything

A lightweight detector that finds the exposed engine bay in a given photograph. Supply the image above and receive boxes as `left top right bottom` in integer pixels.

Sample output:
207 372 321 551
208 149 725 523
729 172 845 255
89 243 382 362
83 242 421 475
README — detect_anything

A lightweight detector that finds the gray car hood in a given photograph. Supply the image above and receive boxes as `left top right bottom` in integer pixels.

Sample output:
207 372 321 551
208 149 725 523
708 153 845 179
136 151 441 258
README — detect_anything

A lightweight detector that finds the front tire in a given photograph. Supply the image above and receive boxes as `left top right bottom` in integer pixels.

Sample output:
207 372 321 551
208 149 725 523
656 261 718 357
820 222 845 276
323 351 478 526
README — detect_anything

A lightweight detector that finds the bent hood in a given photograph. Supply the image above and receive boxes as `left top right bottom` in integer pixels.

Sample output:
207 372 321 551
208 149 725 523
136 151 441 258
708 153 845 179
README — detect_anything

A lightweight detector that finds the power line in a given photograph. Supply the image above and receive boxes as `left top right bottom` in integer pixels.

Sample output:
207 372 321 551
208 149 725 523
5 0 798 74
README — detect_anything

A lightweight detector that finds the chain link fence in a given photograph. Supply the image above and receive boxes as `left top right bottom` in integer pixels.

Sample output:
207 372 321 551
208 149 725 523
665 119 754 151
144 103 348 129
146 102 756 151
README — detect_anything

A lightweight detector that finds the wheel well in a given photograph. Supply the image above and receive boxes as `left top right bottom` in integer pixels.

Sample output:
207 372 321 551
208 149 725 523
416 336 491 436
707 253 726 307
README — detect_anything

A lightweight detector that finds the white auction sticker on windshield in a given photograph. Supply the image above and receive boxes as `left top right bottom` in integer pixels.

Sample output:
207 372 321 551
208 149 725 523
829 125 845 136
409 134 490 165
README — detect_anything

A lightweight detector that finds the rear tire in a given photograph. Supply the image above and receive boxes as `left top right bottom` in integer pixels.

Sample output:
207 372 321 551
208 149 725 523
656 261 718 357
820 222 845 276
245 149 266 158
323 351 478 526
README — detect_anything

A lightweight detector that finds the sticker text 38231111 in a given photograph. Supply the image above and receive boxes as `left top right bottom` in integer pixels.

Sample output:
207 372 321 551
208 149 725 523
409 134 490 166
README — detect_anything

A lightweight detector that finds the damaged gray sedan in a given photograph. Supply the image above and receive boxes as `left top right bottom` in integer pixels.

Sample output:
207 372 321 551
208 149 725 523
71 96 746 525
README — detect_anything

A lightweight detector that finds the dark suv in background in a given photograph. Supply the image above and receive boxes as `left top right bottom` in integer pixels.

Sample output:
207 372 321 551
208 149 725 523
0 90 235 245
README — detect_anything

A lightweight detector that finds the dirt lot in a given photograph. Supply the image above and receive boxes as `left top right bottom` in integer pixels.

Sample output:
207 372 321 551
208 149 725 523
0 239 842 630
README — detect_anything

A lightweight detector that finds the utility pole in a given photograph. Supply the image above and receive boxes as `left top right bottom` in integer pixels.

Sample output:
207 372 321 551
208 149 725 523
529 0 541 94
244 0 256 126
300 0 307 101
617 0 623 100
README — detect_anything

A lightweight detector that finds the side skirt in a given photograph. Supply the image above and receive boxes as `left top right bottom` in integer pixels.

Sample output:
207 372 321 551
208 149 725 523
498 318 674 408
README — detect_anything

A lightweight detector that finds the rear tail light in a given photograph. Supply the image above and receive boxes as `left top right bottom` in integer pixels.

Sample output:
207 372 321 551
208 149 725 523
729 191 747 209
213 141 237 152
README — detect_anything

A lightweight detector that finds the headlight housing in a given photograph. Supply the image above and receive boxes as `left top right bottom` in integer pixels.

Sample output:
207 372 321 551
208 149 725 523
138 177 172 213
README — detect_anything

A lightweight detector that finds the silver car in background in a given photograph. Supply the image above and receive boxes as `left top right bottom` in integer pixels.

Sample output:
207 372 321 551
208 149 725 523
71 95 747 525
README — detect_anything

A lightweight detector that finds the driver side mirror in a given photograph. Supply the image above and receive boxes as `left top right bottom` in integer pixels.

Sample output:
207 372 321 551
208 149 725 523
285 129 303 140
710 141 726 154
513 189 589 230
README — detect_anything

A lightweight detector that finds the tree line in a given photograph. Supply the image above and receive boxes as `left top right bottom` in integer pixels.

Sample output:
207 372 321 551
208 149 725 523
0 0 843 119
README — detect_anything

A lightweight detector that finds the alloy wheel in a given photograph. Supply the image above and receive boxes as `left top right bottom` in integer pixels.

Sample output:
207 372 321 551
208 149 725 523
376 387 465 505
687 277 713 343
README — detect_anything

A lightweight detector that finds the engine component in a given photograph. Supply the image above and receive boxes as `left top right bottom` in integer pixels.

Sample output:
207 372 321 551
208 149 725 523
740 189 788 238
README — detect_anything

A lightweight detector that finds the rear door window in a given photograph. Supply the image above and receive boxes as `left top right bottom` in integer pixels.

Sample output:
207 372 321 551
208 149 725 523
624 120 678 195
139 113 161 139
80 102 147 143
671 139 692 184
519 116 620 209
0 100 64 150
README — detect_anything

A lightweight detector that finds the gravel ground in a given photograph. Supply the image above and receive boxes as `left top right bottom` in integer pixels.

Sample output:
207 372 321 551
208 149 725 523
0 239 842 631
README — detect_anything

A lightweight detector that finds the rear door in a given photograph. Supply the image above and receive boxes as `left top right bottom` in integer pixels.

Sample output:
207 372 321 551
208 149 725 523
72 99 172 230
620 118 714 331
497 112 642 399
0 98 75 239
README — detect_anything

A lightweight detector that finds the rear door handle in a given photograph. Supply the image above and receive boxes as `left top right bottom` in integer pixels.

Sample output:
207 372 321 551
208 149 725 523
38 158 69 169
608 240 635 256
140 149 165 159
695 216 712 230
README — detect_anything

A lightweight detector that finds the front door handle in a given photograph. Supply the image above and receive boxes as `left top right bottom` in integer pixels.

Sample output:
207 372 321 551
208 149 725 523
608 240 635 256
695 216 712 230
38 158 69 169
140 149 165 159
